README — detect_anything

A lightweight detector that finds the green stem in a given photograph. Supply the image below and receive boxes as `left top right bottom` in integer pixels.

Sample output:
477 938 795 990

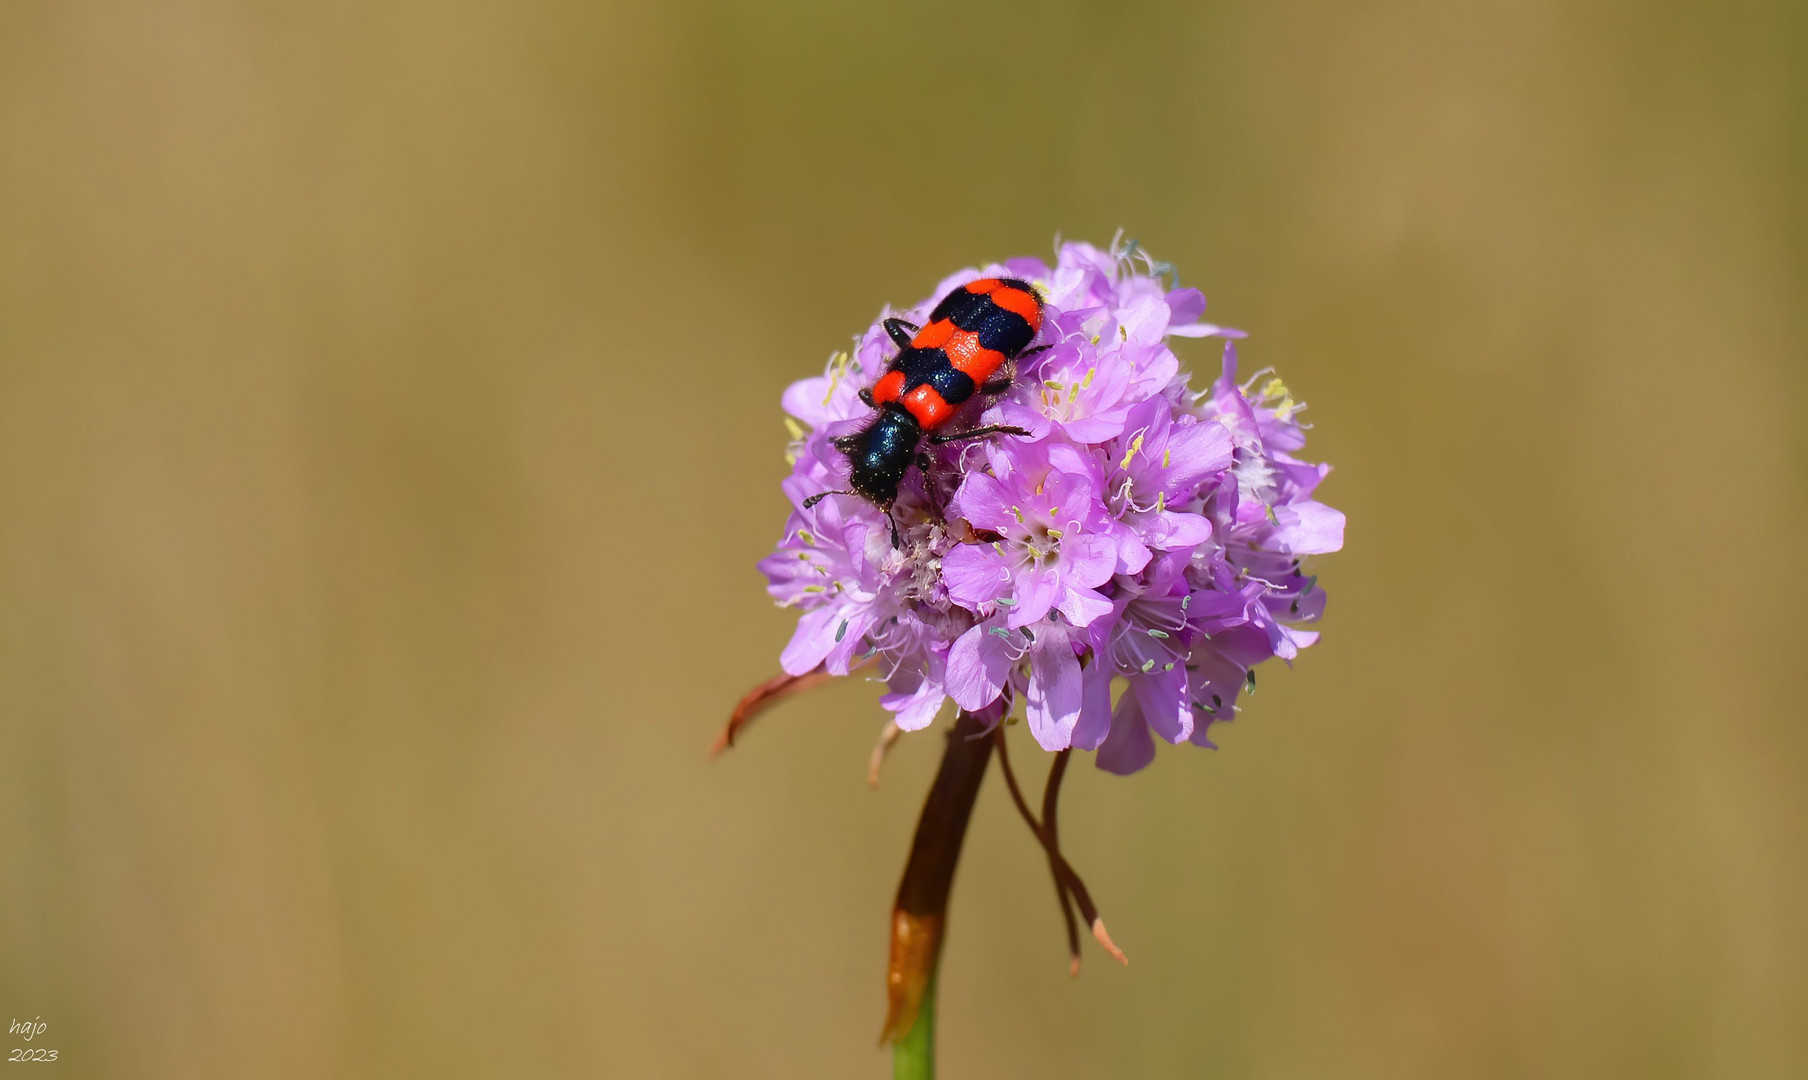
885 713 991 1077
891 967 937 1080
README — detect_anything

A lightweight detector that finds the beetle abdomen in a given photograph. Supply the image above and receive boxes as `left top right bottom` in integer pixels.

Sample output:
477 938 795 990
871 277 1044 431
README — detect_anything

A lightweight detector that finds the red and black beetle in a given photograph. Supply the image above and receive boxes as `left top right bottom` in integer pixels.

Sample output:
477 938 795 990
805 277 1048 542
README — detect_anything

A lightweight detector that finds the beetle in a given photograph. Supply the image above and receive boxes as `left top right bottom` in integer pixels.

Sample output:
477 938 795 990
804 276 1049 543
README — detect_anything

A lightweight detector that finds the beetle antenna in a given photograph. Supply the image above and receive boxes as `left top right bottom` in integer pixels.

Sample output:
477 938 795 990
803 490 855 510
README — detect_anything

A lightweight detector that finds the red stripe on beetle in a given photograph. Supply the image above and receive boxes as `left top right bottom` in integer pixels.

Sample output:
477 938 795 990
872 370 907 406
988 285 1043 331
943 329 1005 384
902 383 955 429
963 278 1001 294
910 319 956 349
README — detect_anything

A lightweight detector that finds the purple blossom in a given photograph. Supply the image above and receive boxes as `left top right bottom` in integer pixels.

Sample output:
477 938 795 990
940 441 1129 629
761 237 1343 771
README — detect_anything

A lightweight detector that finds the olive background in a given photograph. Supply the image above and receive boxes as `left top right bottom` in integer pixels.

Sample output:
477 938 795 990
2 2 1804 1077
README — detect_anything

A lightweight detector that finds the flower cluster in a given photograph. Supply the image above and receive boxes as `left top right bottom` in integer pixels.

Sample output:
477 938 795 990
761 239 1342 773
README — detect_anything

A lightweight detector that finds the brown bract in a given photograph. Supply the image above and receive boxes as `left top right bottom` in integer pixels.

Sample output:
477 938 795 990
709 670 838 757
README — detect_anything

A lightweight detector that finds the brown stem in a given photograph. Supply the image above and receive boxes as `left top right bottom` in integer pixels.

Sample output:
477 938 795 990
880 712 994 1044
1041 749 1082 974
993 730 1081 972
993 729 1128 967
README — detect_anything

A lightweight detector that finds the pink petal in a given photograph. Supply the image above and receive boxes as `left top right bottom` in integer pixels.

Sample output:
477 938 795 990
951 472 1018 533
1141 510 1212 551
1070 659 1114 751
1167 322 1246 339
1061 407 1133 444
1096 690 1155 775
1024 643 1082 750
779 607 838 676
1007 567 1060 628
1060 532 1118 591
1056 586 1114 628
1109 523 1153 576
1269 502 1345 555
941 543 1012 609
1164 287 1208 327
946 623 1013 712
994 399 1054 441
883 682 947 732
821 607 878 675
1132 668 1193 745
1163 420 1234 490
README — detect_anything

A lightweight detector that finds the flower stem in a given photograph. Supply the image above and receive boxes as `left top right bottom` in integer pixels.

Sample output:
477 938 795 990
890 968 937 1080
882 712 994 1077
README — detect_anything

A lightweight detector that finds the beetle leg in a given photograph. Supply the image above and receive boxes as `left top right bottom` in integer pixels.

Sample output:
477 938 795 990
858 386 876 407
916 450 941 506
929 424 1033 445
980 356 1020 396
913 450 953 523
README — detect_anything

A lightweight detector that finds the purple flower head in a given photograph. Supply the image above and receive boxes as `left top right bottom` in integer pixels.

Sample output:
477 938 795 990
762 237 1343 772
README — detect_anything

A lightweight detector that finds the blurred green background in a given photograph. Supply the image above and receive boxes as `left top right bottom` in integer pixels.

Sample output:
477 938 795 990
2 1 1804 1076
